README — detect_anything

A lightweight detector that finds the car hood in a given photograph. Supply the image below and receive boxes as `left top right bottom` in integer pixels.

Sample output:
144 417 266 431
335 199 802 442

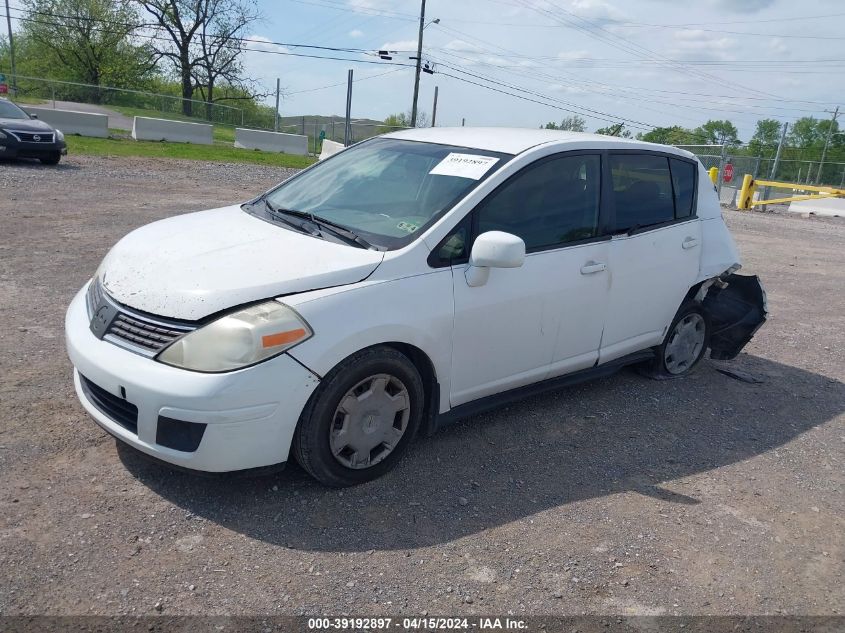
0 117 53 132
99 205 385 320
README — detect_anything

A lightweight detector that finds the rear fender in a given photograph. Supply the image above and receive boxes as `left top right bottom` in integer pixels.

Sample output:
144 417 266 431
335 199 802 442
702 273 768 360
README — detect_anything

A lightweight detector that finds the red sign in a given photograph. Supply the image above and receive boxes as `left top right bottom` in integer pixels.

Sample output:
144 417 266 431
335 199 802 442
0 84 8 95
723 163 734 183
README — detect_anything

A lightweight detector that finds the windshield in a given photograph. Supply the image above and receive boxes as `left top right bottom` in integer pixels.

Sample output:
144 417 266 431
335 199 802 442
0 99 29 120
262 138 512 249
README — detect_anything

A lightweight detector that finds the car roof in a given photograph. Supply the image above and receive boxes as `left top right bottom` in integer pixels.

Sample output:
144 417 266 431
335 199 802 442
382 126 695 159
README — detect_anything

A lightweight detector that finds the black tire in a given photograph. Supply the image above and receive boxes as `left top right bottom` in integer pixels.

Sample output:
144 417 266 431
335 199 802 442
640 302 710 380
40 153 61 165
292 346 425 487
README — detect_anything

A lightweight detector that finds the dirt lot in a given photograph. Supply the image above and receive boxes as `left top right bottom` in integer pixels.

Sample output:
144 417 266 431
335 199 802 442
1 155 843 617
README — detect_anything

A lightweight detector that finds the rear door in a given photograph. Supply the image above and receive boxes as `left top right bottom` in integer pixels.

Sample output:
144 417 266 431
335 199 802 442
600 152 702 363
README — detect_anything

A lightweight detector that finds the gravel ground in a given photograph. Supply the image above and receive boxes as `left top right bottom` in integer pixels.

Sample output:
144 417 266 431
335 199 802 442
0 155 843 617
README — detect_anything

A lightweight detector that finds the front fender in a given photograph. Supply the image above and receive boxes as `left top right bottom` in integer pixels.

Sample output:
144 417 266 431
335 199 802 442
285 271 454 413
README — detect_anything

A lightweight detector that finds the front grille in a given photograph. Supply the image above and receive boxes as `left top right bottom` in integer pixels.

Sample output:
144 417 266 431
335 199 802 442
107 312 191 354
79 374 138 434
86 279 196 357
7 130 55 143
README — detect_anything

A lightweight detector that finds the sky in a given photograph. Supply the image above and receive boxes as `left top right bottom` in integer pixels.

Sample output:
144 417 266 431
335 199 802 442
238 0 843 140
4 0 841 140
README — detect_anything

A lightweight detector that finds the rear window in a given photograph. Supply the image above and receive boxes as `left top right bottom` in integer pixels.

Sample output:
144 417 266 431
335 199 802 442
670 158 696 218
610 154 675 232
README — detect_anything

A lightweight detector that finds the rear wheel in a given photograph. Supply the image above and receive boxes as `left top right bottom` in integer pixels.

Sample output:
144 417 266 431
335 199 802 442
40 152 61 165
292 346 424 487
641 302 710 379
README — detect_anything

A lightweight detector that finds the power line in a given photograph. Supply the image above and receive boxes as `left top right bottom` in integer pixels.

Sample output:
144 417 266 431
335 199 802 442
511 0 786 102
287 67 404 95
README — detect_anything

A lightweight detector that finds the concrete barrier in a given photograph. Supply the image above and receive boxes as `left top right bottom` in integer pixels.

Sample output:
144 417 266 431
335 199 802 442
788 196 845 217
132 116 213 144
319 139 344 160
22 106 108 138
234 128 308 155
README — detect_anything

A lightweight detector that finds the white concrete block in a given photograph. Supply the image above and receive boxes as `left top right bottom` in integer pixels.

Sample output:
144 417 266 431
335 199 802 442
788 196 845 217
234 128 308 155
319 139 344 160
22 106 108 138
132 116 213 145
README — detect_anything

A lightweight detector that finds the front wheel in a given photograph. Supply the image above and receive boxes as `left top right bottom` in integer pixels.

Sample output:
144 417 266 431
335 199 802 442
292 346 424 486
641 303 710 379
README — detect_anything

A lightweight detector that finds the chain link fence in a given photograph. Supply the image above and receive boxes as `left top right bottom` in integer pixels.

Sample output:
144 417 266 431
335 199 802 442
4 74 414 155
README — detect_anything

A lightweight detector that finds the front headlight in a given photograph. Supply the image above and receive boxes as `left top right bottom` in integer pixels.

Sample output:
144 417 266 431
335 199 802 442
55 129 65 141
157 301 312 372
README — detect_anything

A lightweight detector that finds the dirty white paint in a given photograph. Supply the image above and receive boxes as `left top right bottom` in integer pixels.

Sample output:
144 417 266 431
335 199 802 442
98 205 384 320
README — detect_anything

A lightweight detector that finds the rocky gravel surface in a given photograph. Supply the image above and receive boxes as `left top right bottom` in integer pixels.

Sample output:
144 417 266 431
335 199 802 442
0 155 843 617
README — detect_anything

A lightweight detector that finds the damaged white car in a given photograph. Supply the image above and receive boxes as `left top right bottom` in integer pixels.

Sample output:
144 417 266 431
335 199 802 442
65 128 766 486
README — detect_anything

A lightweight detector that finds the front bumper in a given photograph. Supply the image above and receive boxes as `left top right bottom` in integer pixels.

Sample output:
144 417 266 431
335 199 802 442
0 138 66 159
65 284 320 472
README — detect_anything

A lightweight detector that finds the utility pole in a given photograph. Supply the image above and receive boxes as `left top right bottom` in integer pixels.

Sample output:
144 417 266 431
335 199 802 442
344 69 353 146
763 121 789 203
410 0 426 128
816 105 839 184
4 0 17 97
770 121 788 180
274 78 280 132
431 86 438 127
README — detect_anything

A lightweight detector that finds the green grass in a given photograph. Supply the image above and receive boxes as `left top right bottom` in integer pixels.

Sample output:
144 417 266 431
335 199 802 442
65 134 315 168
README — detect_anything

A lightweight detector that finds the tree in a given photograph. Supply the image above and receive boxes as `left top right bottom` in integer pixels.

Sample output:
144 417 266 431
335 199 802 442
788 116 823 148
595 123 632 138
20 0 153 101
747 119 782 157
382 110 429 130
637 125 696 145
693 119 740 146
543 115 587 132
135 0 261 116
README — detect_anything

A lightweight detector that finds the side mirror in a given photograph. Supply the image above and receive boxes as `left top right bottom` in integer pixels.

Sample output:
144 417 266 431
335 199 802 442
29 113 38 119
465 231 526 287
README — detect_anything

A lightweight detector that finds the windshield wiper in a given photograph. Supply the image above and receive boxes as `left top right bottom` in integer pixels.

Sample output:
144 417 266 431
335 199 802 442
274 206 382 251
261 199 320 236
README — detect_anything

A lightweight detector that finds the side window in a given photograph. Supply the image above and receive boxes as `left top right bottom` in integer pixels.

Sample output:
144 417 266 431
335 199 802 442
610 154 675 232
476 154 601 251
670 158 696 218
429 214 471 267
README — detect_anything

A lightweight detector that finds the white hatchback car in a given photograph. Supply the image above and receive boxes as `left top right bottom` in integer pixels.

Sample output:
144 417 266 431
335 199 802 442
66 128 766 486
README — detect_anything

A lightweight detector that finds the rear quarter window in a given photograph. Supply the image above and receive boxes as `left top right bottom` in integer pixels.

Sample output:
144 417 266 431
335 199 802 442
670 158 697 218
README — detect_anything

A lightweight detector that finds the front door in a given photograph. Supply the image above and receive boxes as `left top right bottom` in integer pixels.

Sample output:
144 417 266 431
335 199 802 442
448 152 611 406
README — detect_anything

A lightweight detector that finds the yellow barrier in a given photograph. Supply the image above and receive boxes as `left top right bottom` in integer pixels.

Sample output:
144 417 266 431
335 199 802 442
736 174 845 210
708 167 719 185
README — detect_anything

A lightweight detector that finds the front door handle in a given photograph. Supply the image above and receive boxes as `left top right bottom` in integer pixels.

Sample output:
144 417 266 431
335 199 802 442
682 237 700 249
580 261 607 275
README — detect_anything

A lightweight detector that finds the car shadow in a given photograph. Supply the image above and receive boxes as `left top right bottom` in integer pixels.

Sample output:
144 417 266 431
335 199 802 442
0 158 80 170
118 354 844 552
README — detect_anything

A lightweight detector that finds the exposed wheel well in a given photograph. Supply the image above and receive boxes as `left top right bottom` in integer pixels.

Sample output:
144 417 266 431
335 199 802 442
382 342 440 437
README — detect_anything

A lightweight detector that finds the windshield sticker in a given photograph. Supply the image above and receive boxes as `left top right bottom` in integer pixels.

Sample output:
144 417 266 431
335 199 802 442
397 221 420 233
429 153 500 180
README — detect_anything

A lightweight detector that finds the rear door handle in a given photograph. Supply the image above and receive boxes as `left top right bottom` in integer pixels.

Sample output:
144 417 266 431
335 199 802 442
580 261 607 275
682 237 700 249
